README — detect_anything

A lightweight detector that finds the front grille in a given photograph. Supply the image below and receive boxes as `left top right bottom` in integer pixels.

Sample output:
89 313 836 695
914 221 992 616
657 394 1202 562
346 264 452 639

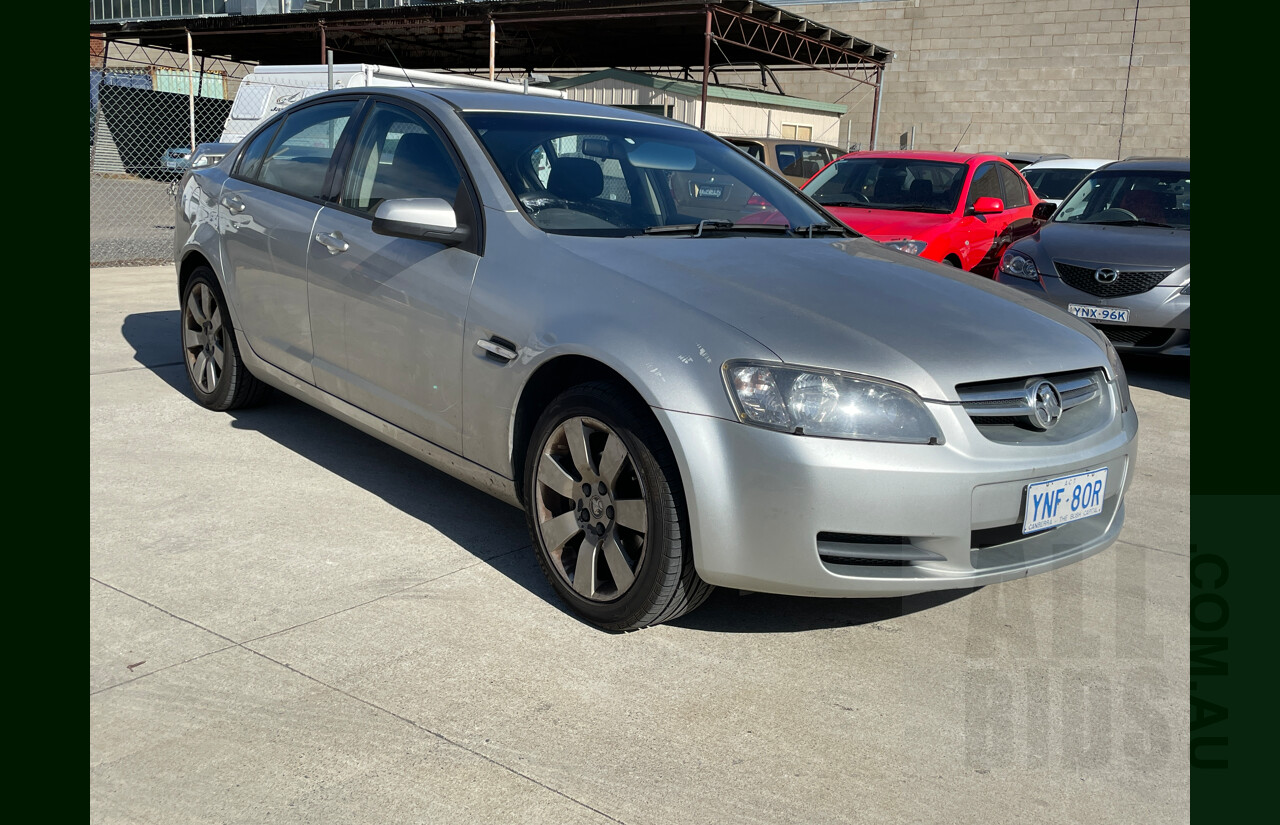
955 368 1112 444
1096 325 1175 347
815 532 945 568
1054 262 1173 298
820 556 912 567
817 532 907 545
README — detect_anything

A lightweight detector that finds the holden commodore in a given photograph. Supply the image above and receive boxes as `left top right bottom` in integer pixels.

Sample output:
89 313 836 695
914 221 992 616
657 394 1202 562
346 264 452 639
174 87 1138 631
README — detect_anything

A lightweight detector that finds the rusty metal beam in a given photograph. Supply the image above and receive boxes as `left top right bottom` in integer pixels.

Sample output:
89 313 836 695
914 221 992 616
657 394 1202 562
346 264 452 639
701 6 712 129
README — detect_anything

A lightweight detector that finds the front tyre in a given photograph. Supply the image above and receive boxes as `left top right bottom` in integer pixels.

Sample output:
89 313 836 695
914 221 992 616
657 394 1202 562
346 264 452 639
180 266 269 411
525 383 713 631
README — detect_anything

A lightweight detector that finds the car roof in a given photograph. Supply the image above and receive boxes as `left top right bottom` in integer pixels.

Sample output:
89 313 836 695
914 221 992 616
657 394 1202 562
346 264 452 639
1105 156 1190 172
316 85 699 130
831 149 1012 165
728 136 842 149
1020 157 1114 171
997 151 1069 162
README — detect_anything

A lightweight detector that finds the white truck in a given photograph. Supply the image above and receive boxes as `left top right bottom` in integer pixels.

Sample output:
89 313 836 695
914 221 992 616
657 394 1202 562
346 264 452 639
218 63 565 143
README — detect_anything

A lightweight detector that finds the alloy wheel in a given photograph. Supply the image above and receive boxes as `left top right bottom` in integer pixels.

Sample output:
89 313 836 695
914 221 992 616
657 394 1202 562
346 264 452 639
533 416 648 602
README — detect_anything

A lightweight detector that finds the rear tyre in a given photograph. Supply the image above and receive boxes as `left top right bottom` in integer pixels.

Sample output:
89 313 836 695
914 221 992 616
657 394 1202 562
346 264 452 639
524 382 713 631
180 267 270 411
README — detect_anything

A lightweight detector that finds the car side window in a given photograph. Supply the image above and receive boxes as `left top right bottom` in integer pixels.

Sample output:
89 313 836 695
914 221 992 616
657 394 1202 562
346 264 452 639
996 163 1031 208
340 102 463 213
775 144 831 180
234 120 280 181
966 163 1002 208
251 100 358 200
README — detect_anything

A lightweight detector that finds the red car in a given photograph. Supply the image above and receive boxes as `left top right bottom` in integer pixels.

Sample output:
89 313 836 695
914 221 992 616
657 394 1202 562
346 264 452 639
801 150 1045 276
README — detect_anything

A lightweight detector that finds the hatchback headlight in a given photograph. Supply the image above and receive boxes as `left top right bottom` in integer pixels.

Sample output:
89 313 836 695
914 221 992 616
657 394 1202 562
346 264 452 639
998 248 1040 280
723 361 943 444
883 239 927 256
1103 339 1133 413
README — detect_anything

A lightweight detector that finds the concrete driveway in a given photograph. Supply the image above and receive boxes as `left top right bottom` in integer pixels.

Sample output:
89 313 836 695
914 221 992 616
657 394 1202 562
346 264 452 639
91 265 1189 824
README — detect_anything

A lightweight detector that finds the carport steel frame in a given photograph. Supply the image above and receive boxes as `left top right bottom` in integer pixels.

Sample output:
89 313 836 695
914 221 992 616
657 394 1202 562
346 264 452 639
89 0 893 150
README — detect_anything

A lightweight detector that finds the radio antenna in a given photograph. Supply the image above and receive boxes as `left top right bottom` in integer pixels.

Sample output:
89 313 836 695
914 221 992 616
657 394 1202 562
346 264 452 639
383 42 417 87
952 120 972 152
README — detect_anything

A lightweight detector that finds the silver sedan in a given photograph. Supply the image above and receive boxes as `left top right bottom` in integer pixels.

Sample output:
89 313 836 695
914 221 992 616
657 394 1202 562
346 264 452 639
174 87 1139 630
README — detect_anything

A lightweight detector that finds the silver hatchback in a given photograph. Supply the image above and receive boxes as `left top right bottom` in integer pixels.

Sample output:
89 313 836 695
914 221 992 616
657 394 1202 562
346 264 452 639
175 87 1138 630
995 157 1190 356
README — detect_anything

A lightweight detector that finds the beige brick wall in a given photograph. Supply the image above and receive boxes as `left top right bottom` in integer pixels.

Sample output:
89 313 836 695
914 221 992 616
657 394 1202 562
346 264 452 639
779 0 1189 158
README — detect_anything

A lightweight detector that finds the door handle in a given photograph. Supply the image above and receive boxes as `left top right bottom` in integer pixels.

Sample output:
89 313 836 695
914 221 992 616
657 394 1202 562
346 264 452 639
315 231 349 255
478 339 518 362
220 194 246 214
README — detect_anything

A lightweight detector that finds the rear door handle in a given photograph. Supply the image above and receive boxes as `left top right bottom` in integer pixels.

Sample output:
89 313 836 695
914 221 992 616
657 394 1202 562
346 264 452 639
220 194 245 214
315 231 349 255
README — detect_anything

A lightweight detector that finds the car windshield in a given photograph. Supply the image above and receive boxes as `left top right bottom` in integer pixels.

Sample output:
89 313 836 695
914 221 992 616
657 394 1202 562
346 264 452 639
462 112 833 236
1054 170 1190 228
1022 167 1094 201
803 157 967 214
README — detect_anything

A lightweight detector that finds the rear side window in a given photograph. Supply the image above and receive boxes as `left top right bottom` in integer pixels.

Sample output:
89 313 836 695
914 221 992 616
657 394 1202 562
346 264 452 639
996 163 1031 208
774 144 836 180
248 100 358 200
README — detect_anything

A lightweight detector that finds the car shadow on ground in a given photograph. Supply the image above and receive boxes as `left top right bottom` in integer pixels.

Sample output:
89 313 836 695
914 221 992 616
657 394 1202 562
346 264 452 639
1121 353 1189 399
121 311 552 599
122 310 979 634
669 587 976 633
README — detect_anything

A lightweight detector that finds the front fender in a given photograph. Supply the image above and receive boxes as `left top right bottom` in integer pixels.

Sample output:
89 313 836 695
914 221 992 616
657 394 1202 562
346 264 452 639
459 213 780 478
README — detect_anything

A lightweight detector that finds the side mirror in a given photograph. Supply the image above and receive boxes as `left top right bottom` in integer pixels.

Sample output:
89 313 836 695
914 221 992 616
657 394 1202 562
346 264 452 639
1032 201 1056 221
372 198 471 246
972 196 1005 215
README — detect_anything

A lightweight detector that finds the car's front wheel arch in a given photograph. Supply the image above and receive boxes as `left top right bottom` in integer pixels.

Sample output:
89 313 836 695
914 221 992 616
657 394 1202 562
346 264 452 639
512 356 655 507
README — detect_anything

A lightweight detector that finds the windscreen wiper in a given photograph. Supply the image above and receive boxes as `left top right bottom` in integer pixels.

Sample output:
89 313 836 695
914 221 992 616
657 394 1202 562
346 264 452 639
644 219 793 237
793 222 849 237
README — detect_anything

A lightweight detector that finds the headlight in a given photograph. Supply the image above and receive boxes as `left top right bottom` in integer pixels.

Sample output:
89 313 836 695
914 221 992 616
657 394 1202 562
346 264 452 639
1103 339 1132 413
998 248 1040 280
723 361 943 444
883 239 927 256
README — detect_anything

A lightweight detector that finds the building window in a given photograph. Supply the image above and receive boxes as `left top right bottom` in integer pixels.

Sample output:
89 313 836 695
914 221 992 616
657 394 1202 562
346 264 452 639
780 123 813 141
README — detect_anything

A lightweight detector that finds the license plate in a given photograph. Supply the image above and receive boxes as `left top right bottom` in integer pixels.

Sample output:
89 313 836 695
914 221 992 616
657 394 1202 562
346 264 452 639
1068 304 1129 323
1023 468 1108 533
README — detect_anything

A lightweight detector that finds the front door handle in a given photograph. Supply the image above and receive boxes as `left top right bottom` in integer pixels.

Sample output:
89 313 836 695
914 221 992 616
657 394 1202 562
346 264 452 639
478 339 518 362
220 194 246 214
315 231 349 255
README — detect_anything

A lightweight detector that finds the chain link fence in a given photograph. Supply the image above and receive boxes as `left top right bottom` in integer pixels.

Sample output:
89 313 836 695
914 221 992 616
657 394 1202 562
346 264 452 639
90 43 252 266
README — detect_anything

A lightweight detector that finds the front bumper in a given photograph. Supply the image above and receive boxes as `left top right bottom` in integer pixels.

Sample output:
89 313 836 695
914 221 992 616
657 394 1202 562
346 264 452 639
997 275 1190 355
654 393 1137 597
